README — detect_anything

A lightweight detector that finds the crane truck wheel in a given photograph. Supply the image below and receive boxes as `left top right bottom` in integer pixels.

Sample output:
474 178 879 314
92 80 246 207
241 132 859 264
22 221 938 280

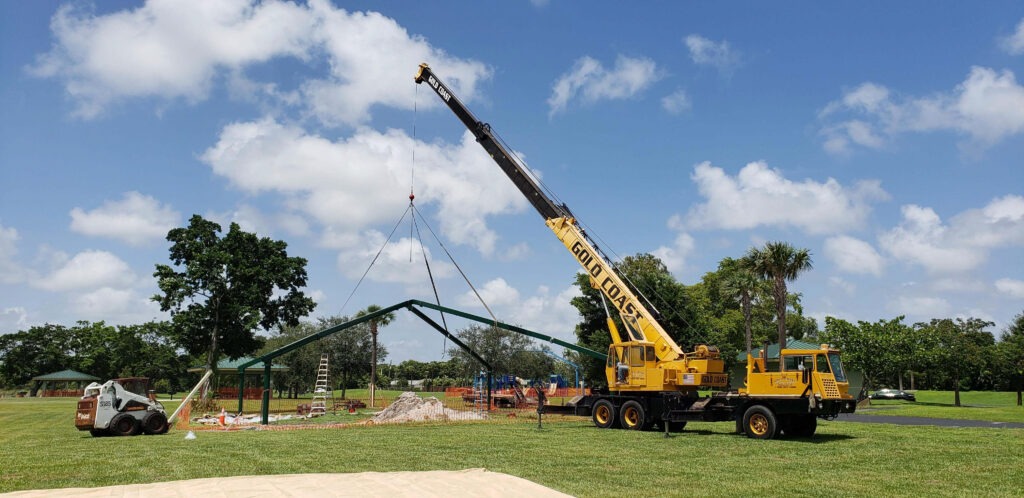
619 400 648 430
592 399 618 429
142 412 169 435
742 405 778 440
110 413 141 437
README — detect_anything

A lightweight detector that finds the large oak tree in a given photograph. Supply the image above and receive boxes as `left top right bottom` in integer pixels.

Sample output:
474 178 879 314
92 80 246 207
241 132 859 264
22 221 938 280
152 215 316 396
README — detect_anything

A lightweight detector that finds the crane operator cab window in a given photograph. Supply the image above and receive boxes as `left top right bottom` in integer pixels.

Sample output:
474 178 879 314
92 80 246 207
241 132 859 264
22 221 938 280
608 346 629 384
783 355 814 372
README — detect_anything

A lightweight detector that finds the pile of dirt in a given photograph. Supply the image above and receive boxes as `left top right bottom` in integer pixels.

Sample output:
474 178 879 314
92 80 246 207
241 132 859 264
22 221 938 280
372 392 486 424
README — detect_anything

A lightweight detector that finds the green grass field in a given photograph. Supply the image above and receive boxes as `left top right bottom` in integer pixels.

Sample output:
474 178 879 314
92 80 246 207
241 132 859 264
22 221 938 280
859 390 1024 423
1 394 1022 497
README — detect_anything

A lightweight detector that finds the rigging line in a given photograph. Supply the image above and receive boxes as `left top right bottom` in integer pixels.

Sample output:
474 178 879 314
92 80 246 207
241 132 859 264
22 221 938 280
411 210 451 358
410 203 500 326
338 203 413 316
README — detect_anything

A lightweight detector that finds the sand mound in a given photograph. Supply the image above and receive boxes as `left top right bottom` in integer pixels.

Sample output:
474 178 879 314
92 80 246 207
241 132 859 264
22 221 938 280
372 392 486 424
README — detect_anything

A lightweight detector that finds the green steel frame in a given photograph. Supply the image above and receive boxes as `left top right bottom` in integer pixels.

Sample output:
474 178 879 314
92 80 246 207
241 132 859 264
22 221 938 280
236 299 607 424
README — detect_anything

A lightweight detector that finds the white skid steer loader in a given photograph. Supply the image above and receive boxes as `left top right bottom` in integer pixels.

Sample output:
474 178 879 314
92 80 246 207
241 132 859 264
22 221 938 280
75 377 169 437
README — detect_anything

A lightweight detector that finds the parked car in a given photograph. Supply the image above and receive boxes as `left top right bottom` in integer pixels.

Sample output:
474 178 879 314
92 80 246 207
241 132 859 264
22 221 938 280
869 388 916 401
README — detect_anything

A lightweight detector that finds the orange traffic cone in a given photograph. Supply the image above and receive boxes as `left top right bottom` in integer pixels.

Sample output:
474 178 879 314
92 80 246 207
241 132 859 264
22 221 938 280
218 407 226 426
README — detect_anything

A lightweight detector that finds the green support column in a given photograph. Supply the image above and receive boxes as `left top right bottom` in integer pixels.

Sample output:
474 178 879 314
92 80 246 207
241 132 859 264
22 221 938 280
261 363 271 425
237 373 245 414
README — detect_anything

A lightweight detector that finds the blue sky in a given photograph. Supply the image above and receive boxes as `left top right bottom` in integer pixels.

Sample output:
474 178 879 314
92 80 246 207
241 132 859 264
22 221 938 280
1 1 1023 363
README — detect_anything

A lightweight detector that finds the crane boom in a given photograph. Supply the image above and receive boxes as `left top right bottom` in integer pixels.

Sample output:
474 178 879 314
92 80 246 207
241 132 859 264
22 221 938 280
416 63 726 390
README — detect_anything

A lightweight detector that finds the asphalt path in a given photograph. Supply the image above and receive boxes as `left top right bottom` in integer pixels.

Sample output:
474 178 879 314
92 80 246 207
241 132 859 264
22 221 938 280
834 412 1024 429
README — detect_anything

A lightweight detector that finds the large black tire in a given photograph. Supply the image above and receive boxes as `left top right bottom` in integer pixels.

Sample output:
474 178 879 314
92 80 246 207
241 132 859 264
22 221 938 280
742 405 778 440
783 414 817 438
109 413 141 437
592 399 618 429
619 400 648 431
142 411 169 435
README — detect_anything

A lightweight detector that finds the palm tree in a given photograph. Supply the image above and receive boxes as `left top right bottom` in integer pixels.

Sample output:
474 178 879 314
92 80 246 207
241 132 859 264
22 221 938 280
356 305 394 407
722 262 761 357
745 242 813 357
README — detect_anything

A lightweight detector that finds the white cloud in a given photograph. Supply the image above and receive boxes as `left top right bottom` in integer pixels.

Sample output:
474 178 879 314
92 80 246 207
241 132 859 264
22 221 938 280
879 196 1024 274
29 0 491 125
995 278 1024 299
302 3 491 126
685 34 740 74
336 233 453 286
34 250 136 292
893 295 951 318
30 0 317 118
202 118 528 255
685 161 887 234
0 307 29 332
0 223 33 285
823 235 884 276
652 232 695 274
661 89 692 115
827 277 855 295
820 67 1024 153
548 55 662 116
457 280 583 344
66 287 165 324
1001 18 1024 55
69 191 179 246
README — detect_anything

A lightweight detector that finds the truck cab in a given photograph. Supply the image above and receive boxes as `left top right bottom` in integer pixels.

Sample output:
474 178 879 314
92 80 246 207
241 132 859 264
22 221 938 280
743 345 853 411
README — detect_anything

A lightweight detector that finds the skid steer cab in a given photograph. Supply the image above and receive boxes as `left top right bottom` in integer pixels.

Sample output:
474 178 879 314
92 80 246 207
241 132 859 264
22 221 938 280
75 377 169 437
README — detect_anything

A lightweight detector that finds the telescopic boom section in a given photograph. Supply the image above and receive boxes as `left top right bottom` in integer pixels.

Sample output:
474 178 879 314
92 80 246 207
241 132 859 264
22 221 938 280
415 64 563 221
414 63 686 363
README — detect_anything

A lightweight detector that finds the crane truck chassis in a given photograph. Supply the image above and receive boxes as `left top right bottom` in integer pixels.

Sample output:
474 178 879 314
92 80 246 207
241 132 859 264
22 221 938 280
415 63 855 439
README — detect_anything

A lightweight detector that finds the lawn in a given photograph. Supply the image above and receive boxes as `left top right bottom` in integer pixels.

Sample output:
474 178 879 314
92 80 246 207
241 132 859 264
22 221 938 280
1 395 1022 497
860 390 1024 423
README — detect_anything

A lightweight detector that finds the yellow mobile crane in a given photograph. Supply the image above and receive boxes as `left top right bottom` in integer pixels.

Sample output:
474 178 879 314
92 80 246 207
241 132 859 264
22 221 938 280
416 64 855 438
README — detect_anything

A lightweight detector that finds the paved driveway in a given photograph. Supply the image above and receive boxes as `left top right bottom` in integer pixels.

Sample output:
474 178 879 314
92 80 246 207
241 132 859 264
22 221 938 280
835 412 1024 429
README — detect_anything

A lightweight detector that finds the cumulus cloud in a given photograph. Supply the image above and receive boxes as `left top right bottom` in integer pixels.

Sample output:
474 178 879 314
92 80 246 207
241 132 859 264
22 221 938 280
0 223 33 285
0 307 29 332
34 250 137 292
820 67 1024 153
457 279 582 343
823 235 884 276
685 161 888 234
302 4 491 126
29 0 490 124
685 34 740 74
29 0 316 118
879 195 1024 274
1001 18 1024 55
661 89 691 115
995 278 1024 298
652 232 695 274
202 119 528 255
893 295 951 318
69 191 179 246
336 233 453 286
548 55 662 116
